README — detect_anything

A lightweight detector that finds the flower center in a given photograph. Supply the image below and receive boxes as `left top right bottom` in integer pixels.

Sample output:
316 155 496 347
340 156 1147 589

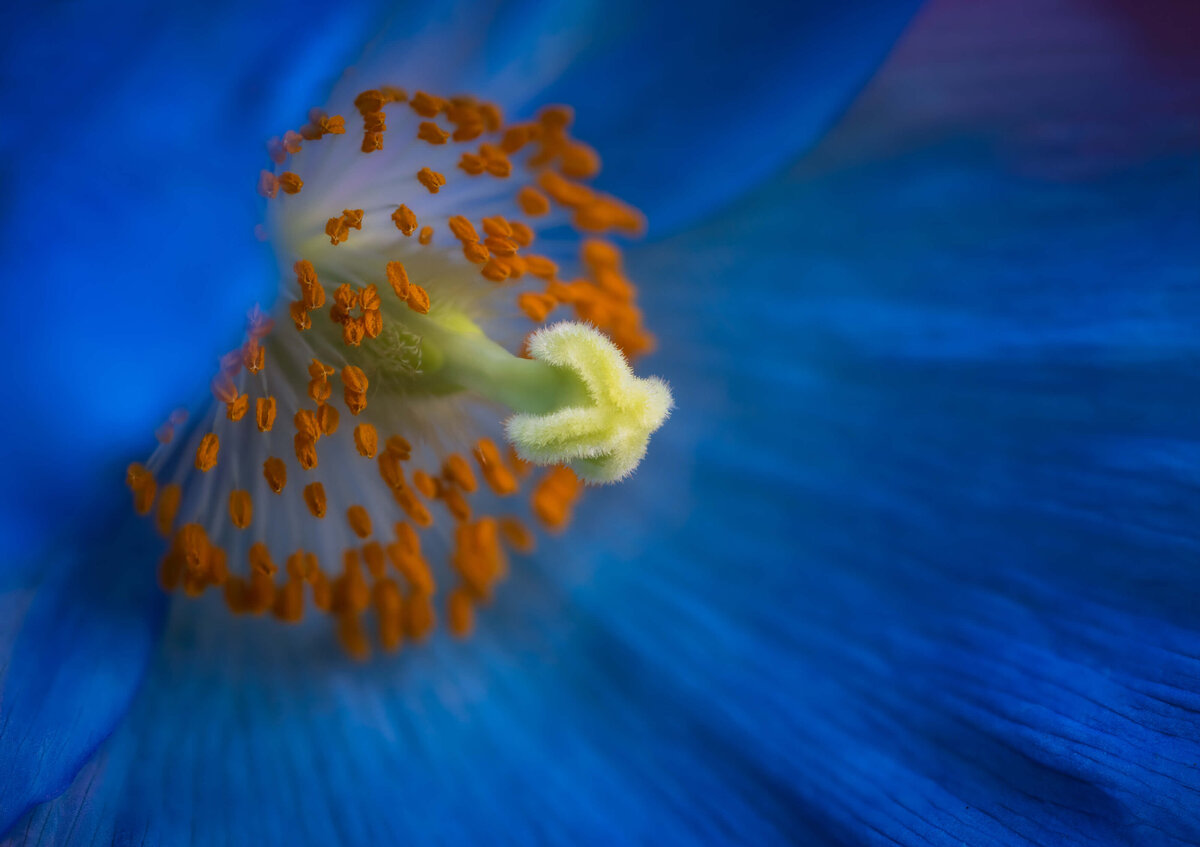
125 84 672 658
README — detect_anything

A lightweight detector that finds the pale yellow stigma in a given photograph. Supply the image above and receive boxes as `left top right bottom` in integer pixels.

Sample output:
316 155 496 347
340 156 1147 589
507 323 672 483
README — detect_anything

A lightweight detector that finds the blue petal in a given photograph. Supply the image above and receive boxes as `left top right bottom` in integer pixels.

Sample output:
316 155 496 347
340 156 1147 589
21 2 1200 844
0 500 167 836
526 0 923 236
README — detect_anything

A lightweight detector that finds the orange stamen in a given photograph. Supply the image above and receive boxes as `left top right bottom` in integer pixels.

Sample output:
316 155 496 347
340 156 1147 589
303 481 327 519
417 167 446 194
347 505 373 539
353 423 378 458
229 489 253 529
195 433 219 472
263 456 287 494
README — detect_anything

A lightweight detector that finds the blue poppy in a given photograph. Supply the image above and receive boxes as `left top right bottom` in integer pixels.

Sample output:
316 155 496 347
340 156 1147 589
4 0 1200 844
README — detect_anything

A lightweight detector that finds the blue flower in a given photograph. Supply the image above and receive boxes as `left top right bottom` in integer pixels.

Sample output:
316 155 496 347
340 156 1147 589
4 0 1200 844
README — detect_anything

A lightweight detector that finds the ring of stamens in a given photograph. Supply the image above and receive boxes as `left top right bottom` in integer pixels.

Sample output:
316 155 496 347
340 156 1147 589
129 83 662 658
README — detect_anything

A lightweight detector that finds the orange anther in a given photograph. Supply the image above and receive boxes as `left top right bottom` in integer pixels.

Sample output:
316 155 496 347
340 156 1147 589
517 291 557 323
155 483 182 536
257 170 279 199
255 396 277 432
419 226 434 245
283 131 303 153
303 481 327 518
394 487 433 527
523 255 558 279
311 570 332 611
462 242 490 264
126 462 157 515
309 358 335 378
499 516 535 552
345 391 366 417
294 434 318 470
481 216 513 238
361 131 383 153
308 375 331 404
417 167 446 194
249 541 277 576
581 239 621 270
473 438 519 496
227 393 249 421
341 365 368 394
509 221 534 247
363 111 387 132
382 264 410 304
363 541 387 579
480 259 510 282
243 340 266 373
394 521 422 556
559 142 601 179
483 235 517 257
317 402 340 436
229 489 253 529
448 215 479 243
278 172 303 194
286 551 306 581
334 550 371 615
442 486 471 522
300 279 325 310
272 576 304 623
322 114 346 134
409 91 444 118
406 284 431 314
380 85 407 103
458 153 486 176
531 465 582 530
448 587 474 638
353 423 378 458
485 155 511 178
195 433 219 472
392 204 418 236
518 186 550 216
363 309 382 339
342 317 365 347
360 283 381 311
263 456 287 494
289 300 311 331
409 470 434 499
294 408 321 441
177 523 211 574
354 89 387 113
378 450 405 490
443 454 478 492
386 435 412 459
405 593 436 640
326 216 349 245
347 505 373 539
479 103 502 132
417 121 449 144
373 579 405 651
452 123 483 143
337 613 371 660
334 283 359 312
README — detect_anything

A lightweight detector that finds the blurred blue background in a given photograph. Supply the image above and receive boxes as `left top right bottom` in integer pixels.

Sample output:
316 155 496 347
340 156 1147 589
3 0 1200 844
